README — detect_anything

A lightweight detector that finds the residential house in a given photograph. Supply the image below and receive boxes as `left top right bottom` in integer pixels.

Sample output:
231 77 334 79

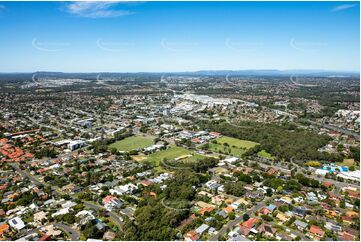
0 223 10 240
340 228 359 241
325 222 342 233
257 223 277 238
185 230 200 241
309 225 325 239
277 196 292 205
259 207 272 216
34 211 48 225
276 212 289 223
110 183 137 195
324 209 338 219
102 231 116 241
266 167 278 176
195 224 209 235
294 220 308 232
102 195 123 211
293 207 307 218
8 217 25 231
276 232 293 241
239 218 259 236
235 198 250 207
205 180 221 191
76 210 95 225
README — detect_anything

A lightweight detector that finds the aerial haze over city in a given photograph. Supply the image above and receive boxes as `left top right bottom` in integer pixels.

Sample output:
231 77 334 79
0 1 360 242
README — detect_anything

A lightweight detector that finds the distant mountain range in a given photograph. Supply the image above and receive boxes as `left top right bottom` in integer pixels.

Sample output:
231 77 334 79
0 70 359 81
191 69 359 77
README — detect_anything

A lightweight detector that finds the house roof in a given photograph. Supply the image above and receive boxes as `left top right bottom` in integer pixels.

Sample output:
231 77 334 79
309 225 325 237
266 204 276 211
224 206 234 213
186 230 199 241
8 217 25 230
195 224 209 234
341 232 355 241
260 207 271 215
258 223 276 234
0 223 9 235
241 218 259 229
103 195 117 204
39 235 52 241
294 220 308 228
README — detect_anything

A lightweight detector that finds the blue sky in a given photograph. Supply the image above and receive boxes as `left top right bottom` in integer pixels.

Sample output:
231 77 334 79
0 1 359 72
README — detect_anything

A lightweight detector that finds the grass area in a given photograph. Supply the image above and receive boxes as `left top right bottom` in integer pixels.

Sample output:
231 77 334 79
131 155 147 162
216 136 259 149
145 146 204 166
109 135 154 152
49 137 64 142
257 149 275 160
207 143 247 157
204 136 259 157
338 159 356 167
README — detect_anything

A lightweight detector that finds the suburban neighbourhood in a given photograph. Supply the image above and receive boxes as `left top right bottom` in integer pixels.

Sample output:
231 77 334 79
0 1 360 241
0 84 359 241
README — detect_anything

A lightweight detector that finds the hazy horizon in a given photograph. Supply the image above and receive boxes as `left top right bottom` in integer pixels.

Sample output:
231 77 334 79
0 1 359 72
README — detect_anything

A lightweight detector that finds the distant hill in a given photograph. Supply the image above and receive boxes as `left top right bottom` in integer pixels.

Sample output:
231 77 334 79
0 70 359 82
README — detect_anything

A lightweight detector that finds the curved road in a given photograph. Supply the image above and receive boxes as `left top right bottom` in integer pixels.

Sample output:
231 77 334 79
19 223 79 241
83 201 124 230
55 223 80 240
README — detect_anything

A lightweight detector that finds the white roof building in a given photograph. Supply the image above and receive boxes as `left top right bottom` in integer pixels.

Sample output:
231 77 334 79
222 157 239 164
195 224 210 235
337 170 361 181
8 217 26 230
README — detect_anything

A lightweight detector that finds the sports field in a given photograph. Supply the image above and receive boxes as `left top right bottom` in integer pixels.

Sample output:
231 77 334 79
216 136 258 149
205 136 258 157
207 143 245 157
109 136 154 152
146 146 204 166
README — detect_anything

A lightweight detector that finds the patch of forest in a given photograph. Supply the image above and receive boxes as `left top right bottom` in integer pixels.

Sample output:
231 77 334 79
197 120 342 162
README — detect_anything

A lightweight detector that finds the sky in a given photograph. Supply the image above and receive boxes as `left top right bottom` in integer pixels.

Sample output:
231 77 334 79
0 1 359 72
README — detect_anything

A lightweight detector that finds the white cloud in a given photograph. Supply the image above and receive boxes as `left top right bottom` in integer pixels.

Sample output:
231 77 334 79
65 2 134 18
331 3 357 12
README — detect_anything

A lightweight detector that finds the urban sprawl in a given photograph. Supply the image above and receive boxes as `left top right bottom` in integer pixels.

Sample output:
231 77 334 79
0 73 359 241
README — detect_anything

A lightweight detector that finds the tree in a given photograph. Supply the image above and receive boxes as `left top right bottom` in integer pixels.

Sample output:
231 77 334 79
243 213 250 221
110 147 118 155
261 214 273 221
224 182 245 197
266 188 273 197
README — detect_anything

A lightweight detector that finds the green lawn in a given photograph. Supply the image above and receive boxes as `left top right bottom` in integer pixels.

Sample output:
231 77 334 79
146 146 204 166
205 136 258 157
207 143 247 157
216 136 259 149
109 135 154 152
257 149 275 160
